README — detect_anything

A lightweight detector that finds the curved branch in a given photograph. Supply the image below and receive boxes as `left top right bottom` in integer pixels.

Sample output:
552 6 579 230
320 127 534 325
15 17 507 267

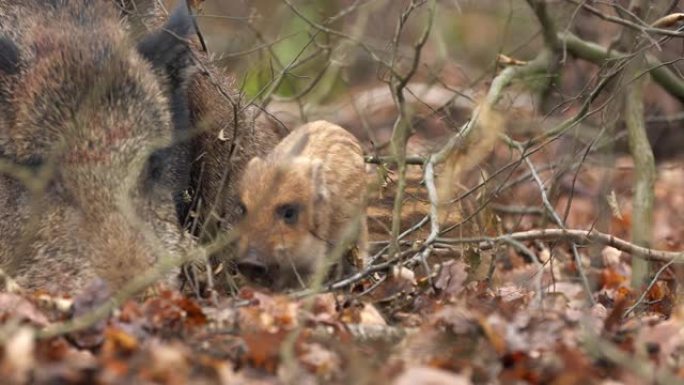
560 32 684 102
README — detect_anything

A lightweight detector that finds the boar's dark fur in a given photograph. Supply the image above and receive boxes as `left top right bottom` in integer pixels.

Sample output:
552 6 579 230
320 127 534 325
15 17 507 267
0 0 198 294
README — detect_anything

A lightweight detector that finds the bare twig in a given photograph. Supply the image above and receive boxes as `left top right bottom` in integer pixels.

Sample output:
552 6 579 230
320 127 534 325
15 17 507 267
294 226 684 300
623 260 674 318
513 141 595 305
387 0 436 256
437 229 684 263
368 215 429 265
565 0 684 38
414 159 439 288
559 32 684 102
364 155 425 165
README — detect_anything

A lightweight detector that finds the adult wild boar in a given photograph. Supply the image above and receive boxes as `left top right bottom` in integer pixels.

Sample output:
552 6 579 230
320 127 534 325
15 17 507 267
0 0 198 294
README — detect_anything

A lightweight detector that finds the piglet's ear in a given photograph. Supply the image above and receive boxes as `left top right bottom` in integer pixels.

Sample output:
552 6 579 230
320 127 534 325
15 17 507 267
241 157 265 191
136 2 195 80
286 131 309 159
0 37 20 75
310 159 328 203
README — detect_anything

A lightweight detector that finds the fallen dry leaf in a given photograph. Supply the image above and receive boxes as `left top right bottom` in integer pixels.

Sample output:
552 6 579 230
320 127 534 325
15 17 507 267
1 327 34 384
393 366 471 385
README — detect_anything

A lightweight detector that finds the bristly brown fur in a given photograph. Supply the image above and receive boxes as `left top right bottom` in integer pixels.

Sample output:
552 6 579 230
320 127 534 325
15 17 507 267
184 59 282 240
125 2 283 292
181 56 283 292
0 0 197 294
235 120 368 290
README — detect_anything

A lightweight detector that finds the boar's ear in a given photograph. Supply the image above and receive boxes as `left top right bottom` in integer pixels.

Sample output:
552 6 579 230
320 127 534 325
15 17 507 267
136 2 195 83
137 2 197 207
0 37 20 75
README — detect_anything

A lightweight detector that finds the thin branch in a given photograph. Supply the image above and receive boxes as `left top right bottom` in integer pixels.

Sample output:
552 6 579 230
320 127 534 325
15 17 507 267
513 141 595 305
364 155 425 165
623 260 674 318
559 32 684 102
437 229 684 263
414 159 439 288
565 0 684 38
388 0 436 256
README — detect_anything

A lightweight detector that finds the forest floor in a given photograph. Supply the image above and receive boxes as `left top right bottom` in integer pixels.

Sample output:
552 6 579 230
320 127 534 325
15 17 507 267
1 137 683 385
2 1 684 383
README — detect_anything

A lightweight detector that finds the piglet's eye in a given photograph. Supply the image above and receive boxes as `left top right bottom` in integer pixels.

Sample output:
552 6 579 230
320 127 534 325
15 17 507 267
276 203 299 225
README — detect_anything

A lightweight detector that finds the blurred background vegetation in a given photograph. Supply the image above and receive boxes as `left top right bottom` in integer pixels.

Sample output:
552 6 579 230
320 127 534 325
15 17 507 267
149 0 684 159
192 0 545 100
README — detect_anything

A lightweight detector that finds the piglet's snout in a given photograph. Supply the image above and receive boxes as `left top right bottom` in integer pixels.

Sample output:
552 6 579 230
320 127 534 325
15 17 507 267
236 248 272 283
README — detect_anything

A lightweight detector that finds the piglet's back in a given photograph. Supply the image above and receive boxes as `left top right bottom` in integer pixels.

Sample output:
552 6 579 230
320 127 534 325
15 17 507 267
272 120 366 205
